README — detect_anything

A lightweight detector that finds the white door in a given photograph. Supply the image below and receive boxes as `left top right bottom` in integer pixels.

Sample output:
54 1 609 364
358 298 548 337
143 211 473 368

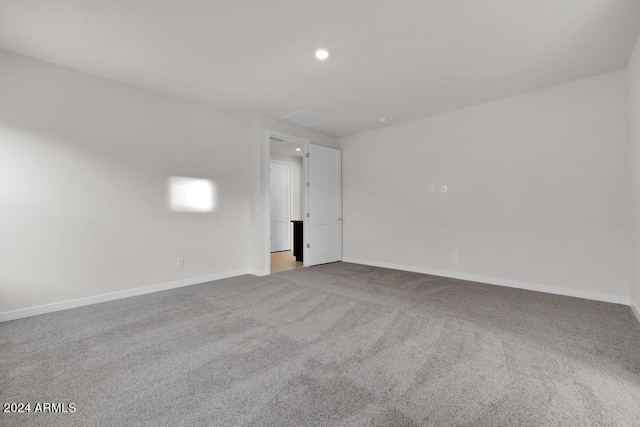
270 161 291 252
305 144 342 266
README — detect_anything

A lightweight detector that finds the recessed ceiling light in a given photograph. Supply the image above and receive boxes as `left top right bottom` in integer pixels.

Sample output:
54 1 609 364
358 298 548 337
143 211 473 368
378 117 388 123
315 48 330 60
295 148 302 151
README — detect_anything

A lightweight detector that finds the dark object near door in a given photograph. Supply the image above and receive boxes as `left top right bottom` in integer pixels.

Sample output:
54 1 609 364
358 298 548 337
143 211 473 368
291 220 303 262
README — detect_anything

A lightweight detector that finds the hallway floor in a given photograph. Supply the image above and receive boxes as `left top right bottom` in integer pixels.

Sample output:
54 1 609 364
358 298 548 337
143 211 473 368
271 250 303 273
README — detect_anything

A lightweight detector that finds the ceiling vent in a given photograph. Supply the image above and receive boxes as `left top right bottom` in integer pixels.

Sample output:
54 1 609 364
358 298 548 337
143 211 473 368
279 110 329 128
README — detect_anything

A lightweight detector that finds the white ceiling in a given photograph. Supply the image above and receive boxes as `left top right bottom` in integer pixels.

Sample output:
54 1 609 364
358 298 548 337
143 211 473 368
0 0 639 137
271 138 304 158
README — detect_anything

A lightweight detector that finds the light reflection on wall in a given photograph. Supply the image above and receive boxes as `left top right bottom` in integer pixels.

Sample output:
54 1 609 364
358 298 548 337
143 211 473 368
168 176 217 212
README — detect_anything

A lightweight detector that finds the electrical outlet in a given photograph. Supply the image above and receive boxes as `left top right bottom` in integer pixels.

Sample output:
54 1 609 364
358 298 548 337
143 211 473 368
442 185 448 193
177 258 185 268
429 185 435 193
452 252 458 261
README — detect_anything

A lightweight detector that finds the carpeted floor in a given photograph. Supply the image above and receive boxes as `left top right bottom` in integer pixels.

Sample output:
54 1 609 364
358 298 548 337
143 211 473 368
2 262 640 426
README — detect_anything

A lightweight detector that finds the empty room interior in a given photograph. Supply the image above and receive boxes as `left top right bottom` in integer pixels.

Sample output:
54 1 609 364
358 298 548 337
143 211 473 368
2 1 640 425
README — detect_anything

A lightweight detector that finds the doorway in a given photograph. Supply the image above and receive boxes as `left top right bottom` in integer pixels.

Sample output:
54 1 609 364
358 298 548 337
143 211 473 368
270 136 305 273
264 129 342 275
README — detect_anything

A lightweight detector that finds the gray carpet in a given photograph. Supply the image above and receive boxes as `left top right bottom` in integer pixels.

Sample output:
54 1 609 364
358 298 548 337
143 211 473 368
2 262 640 426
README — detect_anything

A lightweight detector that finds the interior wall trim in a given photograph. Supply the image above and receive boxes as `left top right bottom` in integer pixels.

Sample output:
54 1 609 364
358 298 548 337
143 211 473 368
0 269 254 322
342 257 630 305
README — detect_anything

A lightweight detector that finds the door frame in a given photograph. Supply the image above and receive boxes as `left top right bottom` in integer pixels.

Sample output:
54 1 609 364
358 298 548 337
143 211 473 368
264 129 310 275
269 159 293 252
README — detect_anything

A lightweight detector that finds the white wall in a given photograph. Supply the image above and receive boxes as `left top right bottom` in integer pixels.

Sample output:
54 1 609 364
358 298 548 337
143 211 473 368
3 43 636 317
270 151 304 221
340 70 631 301
0 50 252 314
629 33 640 311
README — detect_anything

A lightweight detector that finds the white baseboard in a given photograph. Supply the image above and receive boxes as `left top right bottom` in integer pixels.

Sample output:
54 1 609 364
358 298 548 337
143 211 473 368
0 269 254 323
631 300 640 325
342 257 630 305
248 268 269 276
4 261 632 323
